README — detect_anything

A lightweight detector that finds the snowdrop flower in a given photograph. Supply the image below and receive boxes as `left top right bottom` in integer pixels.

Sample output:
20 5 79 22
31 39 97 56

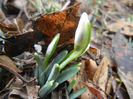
60 12 91 69
74 12 91 54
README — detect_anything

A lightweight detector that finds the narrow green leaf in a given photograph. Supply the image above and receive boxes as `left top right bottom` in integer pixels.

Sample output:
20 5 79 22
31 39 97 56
47 82 59 95
39 80 54 98
34 66 39 79
43 33 60 69
69 87 87 99
41 50 68 83
34 53 45 86
56 63 80 84
45 50 68 74
34 53 43 68
45 64 60 84
67 78 76 93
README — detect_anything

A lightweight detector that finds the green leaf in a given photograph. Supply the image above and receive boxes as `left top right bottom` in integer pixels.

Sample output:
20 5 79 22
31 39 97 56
45 50 68 74
34 53 44 86
56 63 81 84
45 64 60 84
47 82 59 95
34 67 39 80
69 87 87 99
39 80 54 98
41 50 68 83
67 78 76 93
43 33 60 69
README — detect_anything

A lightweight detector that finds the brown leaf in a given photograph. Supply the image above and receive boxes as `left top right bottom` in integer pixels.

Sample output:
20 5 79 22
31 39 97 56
93 56 109 91
0 19 17 33
9 78 28 99
34 3 81 44
9 88 28 99
107 21 133 36
0 55 21 73
87 46 101 60
3 31 44 57
82 83 104 99
15 18 24 33
26 83 40 99
0 55 34 83
85 59 97 80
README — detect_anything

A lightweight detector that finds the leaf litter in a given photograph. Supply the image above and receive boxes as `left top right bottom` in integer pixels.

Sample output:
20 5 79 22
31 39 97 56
0 0 133 99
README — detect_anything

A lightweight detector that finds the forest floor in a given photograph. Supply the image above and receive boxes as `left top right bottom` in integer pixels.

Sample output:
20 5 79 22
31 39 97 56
0 0 133 99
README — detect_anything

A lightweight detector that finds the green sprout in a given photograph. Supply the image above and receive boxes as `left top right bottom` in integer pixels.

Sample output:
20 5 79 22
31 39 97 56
59 12 91 69
116 78 122 83
34 12 91 98
30 0 62 14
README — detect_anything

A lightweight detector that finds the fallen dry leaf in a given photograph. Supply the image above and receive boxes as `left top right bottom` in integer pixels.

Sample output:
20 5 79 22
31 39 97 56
93 56 109 91
0 55 21 73
112 31 133 98
9 78 28 99
3 31 44 57
26 83 40 99
85 59 97 80
107 21 133 36
0 55 34 83
87 46 101 60
9 77 39 99
82 82 104 99
9 87 28 99
0 19 17 34
93 56 109 99
34 3 80 44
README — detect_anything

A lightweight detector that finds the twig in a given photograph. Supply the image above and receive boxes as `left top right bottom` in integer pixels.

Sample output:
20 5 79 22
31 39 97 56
61 1 71 11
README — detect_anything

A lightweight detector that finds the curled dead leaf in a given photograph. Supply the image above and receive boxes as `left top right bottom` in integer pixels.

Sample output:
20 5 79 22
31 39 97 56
0 55 35 83
82 82 104 99
34 3 81 44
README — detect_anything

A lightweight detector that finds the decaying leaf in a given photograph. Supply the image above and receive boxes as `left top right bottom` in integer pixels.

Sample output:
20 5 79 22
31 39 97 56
93 56 109 91
82 82 104 99
0 55 21 73
9 87 28 99
107 21 133 36
3 31 44 57
0 55 34 83
34 3 80 44
87 46 101 60
0 19 17 33
26 83 40 99
112 31 133 98
9 78 39 99
93 56 109 98
85 59 97 80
